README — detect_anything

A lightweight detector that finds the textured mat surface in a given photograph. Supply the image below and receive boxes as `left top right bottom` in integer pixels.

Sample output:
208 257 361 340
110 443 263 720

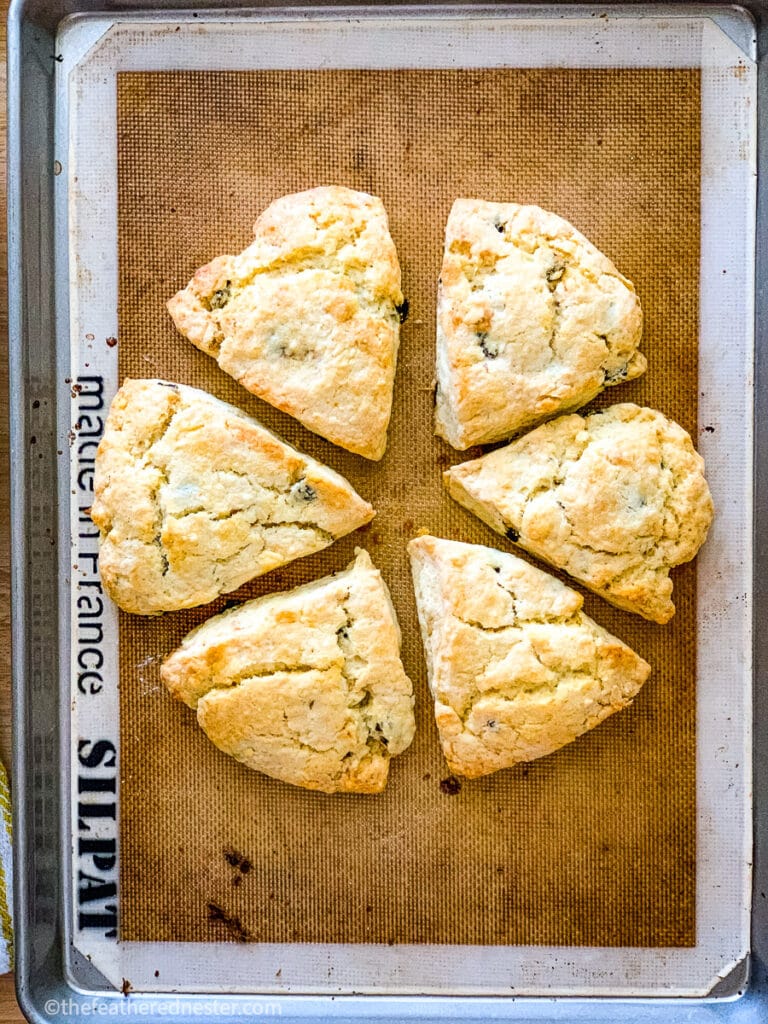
117 67 700 947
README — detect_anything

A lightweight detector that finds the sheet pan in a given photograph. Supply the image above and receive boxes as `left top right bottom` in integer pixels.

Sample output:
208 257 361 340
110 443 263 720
8 2 767 1021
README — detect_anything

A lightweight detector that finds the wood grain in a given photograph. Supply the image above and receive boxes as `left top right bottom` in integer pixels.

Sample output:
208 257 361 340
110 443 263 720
0 978 21 1024
0 982 22 1024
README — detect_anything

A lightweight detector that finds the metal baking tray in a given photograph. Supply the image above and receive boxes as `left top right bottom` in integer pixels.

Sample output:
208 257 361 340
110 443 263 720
8 1 768 1020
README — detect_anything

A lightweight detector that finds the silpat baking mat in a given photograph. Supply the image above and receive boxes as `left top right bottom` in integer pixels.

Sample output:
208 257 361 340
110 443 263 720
115 66 699 949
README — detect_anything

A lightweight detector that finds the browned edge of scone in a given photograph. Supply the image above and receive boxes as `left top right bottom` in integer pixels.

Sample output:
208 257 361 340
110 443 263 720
160 548 416 794
442 404 714 624
408 534 652 779
434 199 645 451
89 378 376 615
167 186 404 461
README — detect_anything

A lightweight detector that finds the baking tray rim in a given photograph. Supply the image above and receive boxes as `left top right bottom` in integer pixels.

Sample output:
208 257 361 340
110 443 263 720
8 0 768 1020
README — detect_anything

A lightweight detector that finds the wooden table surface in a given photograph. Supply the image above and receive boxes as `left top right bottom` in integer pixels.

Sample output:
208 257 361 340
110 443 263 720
2 1 29 1016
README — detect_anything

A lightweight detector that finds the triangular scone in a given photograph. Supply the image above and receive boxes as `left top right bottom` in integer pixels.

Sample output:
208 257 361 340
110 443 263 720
167 186 404 460
435 199 645 449
445 404 714 624
90 379 374 615
161 549 415 794
408 536 650 778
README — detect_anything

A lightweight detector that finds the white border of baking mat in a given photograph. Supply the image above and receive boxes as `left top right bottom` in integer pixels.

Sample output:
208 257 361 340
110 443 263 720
58 10 755 998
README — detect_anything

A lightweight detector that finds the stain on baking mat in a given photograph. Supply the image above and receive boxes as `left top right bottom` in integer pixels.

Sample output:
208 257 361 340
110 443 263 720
117 67 699 947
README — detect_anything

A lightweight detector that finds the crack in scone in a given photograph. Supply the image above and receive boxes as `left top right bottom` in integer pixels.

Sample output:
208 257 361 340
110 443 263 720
160 549 415 794
90 379 374 615
444 403 714 624
408 536 650 778
434 199 645 450
167 186 404 460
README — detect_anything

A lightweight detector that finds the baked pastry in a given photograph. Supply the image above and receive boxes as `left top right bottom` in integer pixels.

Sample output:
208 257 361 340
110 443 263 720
408 535 650 778
161 549 415 793
434 199 645 449
167 186 405 460
445 404 713 624
90 379 374 615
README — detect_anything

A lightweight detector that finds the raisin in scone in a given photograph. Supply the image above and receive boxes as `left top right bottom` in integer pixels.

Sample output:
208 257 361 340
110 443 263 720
90 379 374 615
435 200 645 449
161 549 415 794
445 404 713 624
167 186 404 460
408 536 650 778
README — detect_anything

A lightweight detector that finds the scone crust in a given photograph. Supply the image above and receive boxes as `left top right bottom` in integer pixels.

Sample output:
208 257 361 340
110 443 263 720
90 379 374 615
444 403 714 624
435 199 645 449
167 186 403 460
408 536 650 778
161 549 415 794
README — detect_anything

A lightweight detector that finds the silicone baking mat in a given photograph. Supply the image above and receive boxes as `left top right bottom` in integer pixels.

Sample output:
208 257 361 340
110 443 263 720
115 66 699 949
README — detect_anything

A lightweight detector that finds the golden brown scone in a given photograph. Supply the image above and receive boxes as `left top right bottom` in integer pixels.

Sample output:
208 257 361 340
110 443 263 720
90 379 374 615
408 536 650 778
167 186 405 460
435 199 645 449
445 404 714 624
161 549 415 794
